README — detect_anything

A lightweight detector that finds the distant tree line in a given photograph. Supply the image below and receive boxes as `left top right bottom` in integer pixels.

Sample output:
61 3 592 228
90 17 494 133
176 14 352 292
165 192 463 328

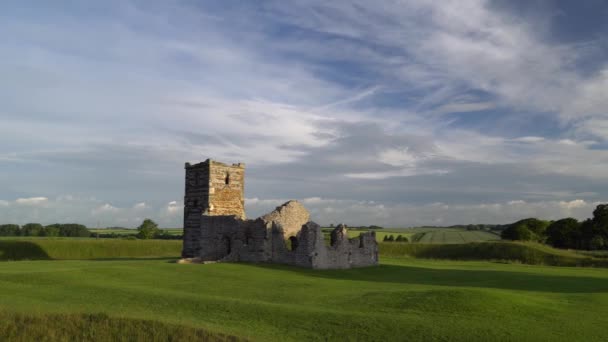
0 223 90 237
382 234 408 242
0 219 182 240
501 204 608 250
328 224 383 230
93 219 182 240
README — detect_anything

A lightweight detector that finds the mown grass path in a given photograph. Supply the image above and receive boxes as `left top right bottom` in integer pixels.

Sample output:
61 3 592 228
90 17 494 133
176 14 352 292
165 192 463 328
1 257 607 341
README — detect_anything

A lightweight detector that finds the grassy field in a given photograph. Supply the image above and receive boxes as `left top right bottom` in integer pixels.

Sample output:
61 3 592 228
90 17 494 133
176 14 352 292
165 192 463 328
1 257 608 341
2 238 608 340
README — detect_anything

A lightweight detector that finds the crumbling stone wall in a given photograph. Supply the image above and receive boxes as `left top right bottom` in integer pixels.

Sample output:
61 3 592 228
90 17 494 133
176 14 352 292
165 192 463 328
181 159 378 269
261 200 310 237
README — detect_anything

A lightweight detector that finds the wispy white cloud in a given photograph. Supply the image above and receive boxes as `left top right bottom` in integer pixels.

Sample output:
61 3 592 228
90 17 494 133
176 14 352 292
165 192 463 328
15 197 48 206
1 1 608 226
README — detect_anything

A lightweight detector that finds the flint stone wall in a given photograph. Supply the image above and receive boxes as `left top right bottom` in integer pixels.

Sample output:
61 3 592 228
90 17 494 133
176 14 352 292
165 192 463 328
186 201 378 269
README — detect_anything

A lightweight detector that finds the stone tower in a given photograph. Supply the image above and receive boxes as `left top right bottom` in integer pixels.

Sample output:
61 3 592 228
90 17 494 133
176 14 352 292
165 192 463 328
182 159 245 257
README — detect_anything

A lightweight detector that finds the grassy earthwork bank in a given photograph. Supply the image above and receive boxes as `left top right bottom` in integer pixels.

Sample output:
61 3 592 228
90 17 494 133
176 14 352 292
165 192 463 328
1 237 608 340
0 238 181 261
380 241 608 267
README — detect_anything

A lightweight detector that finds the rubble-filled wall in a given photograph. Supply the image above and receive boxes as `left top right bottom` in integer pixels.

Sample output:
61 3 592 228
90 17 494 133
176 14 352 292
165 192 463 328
181 160 378 269
207 160 245 218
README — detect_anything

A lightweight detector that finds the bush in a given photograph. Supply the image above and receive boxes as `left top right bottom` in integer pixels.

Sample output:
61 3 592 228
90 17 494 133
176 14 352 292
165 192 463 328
395 235 408 242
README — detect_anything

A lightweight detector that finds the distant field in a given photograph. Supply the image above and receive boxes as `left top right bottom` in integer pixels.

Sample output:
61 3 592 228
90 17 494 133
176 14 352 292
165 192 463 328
89 228 183 235
414 228 500 243
344 230 415 241
341 227 500 243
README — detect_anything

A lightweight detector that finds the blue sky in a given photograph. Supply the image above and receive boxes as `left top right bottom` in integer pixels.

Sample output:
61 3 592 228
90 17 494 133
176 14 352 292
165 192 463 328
1 0 608 227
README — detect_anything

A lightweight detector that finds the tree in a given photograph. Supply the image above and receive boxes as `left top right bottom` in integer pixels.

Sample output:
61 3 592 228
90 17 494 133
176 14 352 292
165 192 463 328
387 235 395 242
501 218 549 241
592 204 608 240
59 223 90 237
589 235 606 250
42 224 61 237
383 235 389 242
0 224 20 236
137 219 159 239
21 223 43 236
545 218 580 248
592 204 608 227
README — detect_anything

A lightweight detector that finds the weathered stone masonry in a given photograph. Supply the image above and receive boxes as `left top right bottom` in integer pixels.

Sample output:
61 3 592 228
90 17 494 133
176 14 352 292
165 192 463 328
181 159 378 269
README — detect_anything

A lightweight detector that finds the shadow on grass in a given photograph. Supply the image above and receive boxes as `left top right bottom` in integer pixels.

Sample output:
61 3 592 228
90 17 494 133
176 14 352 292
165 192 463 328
0 241 51 261
243 262 608 294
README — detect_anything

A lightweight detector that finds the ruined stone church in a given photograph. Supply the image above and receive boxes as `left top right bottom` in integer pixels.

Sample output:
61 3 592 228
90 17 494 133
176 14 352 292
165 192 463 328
181 159 378 269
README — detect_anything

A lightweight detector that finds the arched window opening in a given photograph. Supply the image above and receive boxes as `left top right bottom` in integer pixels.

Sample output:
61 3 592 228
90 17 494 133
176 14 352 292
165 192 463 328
287 236 299 251
245 229 253 246
221 236 231 256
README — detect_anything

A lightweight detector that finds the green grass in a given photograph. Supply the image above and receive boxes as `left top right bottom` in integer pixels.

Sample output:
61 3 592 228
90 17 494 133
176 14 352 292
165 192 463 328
0 238 181 260
1 258 608 341
0 311 242 342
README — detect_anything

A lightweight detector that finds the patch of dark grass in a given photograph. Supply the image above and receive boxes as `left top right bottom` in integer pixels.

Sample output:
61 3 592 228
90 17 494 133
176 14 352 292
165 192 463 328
0 311 244 342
